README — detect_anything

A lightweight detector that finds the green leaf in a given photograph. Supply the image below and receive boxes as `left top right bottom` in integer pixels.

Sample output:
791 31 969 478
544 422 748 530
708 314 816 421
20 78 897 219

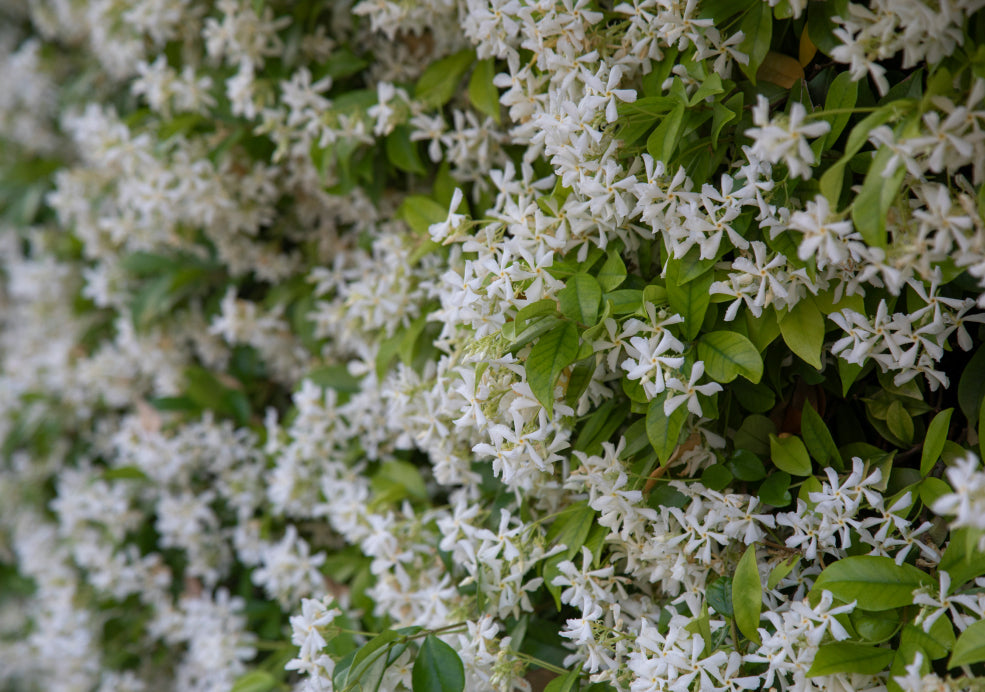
646 101 686 163
949 619 985 668
385 125 426 175
885 400 914 445
820 105 900 207
958 344 985 424
231 671 278 692
779 298 824 369
769 434 812 476
733 544 763 644
901 617 954 661
851 608 900 643
697 331 763 384
546 502 596 561
807 642 894 677
821 71 859 145
706 577 733 617
738 3 773 82
690 73 724 105
729 449 767 481
811 556 933 611
807 0 848 56
734 414 777 456
767 555 799 589
920 408 952 476
543 668 581 692
939 528 985 589
558 273 602 326
851 144 905 248
801 403 843 470
468 58 500 123
701 463 733 490
759 471 792 507
647 392 688 464
415 50 475 108
516 299 558 331
413 635 465 692
918 476 951 508
665 260 713 340
398 195 449 235
597 252 627 292
345 629 402 691
526 322 579 418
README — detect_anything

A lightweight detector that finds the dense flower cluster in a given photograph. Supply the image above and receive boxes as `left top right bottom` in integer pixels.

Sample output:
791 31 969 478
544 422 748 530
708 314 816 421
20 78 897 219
3 1 985 691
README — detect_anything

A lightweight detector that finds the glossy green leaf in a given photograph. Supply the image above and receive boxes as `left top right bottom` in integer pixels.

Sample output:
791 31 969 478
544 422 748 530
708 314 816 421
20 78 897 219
886 400 914 445
811 556 933 611
706 577 733 617
958 344 985 423
666 260 713 340
526 321 579 418
398 195 449 235
386 125 426 175
701 463 733 490
468 58 500 123
697 331 763 384
412 635 465 692
416 50 475 108
558 273 602 326
851 144 905 248
920 408 953 476
940 528 985 589
729 449 767 481
807 642 894 677
901 617 954 661
759 471 792 507
949 619 985 668
851 609 900 643
647 392 688 464
820 106 899 207
738 3 772 82
779 298 824 370
597 252 627 292
543 668 581 692
820 71 859 146
769 434 812 476
801 403 843 470
767 555 799 589
546 501 596 562
733 544 762 644
231 671 278 692
647 101 685 163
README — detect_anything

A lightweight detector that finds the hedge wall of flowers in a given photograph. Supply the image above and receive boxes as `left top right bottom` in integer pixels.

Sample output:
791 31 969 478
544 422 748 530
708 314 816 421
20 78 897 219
3 0 985 691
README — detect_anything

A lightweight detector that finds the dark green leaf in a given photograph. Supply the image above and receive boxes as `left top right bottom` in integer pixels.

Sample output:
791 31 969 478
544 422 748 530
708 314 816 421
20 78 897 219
468 58 501 123
759 471 792 507
412 635 465 692
706 578 733 617
558 273 602 325
779 298 824 370
386 125 426 175
526 322 579 418
698 331 763 384
666 260 713 340
801 403 843 470
647 392 688 464
811 556 933 611
807 642 894 676
733 544 762 644
769 434 812 476
949 619 985 668
738 3 773 82
701 464 733 490
646 101 685 163
597 252 627 292
416 50 475 108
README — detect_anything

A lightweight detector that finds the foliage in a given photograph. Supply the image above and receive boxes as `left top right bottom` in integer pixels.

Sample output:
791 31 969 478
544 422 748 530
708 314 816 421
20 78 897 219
2 0 985 691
